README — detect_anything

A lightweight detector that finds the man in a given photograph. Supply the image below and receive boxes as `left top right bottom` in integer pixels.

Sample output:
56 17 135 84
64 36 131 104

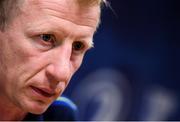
0 0 105 120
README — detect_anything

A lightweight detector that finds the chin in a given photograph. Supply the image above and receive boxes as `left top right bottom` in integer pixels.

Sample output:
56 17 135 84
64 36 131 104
28 106 49 115
22 99 51 115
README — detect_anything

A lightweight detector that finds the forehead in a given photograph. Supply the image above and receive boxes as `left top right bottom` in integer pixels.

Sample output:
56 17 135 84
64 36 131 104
22 0 100 29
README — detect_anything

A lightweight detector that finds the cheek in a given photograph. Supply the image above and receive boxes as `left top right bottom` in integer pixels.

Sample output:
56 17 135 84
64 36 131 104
72 56 84 72
1 33 49 83
0 40 23 94
0 39 24 103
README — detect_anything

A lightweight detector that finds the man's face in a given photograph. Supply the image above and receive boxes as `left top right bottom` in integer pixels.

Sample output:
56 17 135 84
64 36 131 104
0 0 99 114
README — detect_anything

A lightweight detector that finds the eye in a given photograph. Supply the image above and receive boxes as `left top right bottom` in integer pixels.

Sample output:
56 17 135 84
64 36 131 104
40 34 56 47
72 41 85 53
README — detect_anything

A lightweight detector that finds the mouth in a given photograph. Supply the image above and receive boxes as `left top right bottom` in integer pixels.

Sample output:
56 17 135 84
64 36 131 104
30 86 56 98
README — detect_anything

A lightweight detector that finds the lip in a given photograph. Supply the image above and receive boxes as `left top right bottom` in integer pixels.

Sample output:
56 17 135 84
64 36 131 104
30 86 56 98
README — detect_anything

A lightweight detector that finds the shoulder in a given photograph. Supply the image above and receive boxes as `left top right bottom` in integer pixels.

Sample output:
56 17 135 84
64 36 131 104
43 96 78 121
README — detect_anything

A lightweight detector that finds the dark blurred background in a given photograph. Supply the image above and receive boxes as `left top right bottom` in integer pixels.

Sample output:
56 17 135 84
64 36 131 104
63 0 180 120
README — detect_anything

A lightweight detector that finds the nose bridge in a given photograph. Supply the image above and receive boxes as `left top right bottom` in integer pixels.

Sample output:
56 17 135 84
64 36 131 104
51 43 72 82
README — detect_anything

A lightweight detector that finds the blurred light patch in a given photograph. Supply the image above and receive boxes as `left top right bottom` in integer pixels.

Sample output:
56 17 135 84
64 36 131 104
71 68 131 121
141 86 178 120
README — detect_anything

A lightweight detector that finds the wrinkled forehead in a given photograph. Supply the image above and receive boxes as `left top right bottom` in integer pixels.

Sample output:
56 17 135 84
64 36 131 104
22 0 100 28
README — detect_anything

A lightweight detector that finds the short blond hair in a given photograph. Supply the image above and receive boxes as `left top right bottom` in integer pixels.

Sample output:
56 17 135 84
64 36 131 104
0 0 23 31
77 0 106 6
0 0 106 31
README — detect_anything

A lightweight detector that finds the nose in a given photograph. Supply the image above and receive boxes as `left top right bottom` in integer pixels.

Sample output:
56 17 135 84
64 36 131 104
45 45 72 87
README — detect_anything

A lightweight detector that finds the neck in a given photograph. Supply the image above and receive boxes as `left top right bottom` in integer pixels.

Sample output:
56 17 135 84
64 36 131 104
0 109 27 121
0 96 27 120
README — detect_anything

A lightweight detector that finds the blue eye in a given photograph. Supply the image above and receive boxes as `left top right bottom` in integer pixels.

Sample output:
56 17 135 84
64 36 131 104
41 34 51 41
40 34 56 47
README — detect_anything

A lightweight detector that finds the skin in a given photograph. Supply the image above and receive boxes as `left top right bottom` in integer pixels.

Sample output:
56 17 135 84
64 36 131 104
0 0 99 120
